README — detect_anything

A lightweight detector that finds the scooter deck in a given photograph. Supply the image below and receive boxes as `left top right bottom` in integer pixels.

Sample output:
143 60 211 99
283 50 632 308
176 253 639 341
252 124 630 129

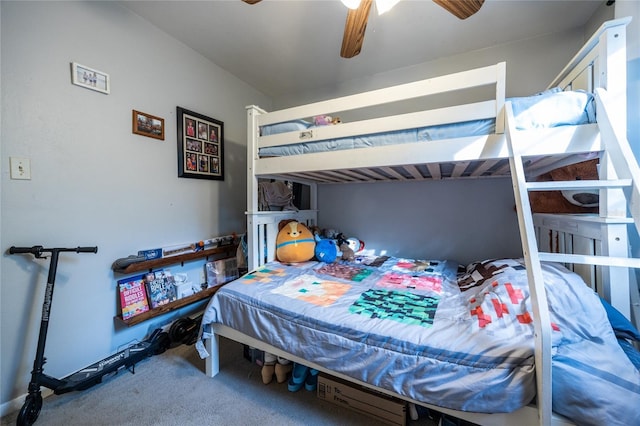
53 329 168 394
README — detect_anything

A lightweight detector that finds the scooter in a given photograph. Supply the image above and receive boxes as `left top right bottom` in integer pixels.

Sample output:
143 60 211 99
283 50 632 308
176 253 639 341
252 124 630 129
9 245 171 426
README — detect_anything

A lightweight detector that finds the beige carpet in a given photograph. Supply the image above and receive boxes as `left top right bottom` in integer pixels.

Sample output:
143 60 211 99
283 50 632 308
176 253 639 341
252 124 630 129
2 337 439 426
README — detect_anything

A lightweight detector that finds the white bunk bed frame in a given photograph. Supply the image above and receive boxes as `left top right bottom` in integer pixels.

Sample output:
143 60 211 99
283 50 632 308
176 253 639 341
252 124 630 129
205 17 640 426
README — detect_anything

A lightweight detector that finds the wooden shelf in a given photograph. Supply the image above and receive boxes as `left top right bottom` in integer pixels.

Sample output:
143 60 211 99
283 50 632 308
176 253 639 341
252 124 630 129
113 242 239 327
115 285 222 327
113 243 238 274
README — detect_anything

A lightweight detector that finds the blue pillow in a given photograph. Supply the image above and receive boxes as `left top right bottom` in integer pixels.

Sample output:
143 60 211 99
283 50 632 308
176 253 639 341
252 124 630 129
260 119 312 136
508 89 595 129
600 297 640 341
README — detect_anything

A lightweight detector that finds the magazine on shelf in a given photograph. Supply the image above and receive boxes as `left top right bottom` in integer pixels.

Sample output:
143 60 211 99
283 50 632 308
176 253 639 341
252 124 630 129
145 269 178 309
118 274 150 320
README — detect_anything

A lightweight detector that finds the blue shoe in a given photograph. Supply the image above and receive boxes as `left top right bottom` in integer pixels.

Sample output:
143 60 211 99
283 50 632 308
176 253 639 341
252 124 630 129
287 363 309 392
304 368 319 391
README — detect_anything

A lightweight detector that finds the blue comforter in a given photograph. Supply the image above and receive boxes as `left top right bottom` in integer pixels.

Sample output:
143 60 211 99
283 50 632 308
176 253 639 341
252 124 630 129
202 256 640 425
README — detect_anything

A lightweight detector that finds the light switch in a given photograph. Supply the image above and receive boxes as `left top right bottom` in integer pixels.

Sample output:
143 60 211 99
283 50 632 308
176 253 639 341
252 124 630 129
10 157 31 180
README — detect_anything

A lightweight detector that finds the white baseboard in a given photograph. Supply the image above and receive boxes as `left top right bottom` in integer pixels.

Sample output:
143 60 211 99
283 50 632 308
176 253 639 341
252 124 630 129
1 389 53 418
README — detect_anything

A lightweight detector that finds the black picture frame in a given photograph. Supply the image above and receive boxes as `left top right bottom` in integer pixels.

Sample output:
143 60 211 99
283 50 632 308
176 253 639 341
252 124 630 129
177 107 224 180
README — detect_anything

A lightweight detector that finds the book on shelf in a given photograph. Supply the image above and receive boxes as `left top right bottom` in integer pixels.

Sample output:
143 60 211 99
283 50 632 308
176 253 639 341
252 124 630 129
205 257 239 288
118 274 150 320
145 269 178 309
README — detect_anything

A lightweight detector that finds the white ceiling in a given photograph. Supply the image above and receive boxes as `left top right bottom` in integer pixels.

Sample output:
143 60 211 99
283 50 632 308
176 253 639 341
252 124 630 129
120 0 606 98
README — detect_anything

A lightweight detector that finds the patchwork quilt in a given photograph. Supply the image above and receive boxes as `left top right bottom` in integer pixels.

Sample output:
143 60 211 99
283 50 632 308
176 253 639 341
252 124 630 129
202 256 640 425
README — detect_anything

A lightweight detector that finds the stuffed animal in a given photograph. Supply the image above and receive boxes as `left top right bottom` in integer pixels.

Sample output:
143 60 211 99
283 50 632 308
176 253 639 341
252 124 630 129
313 115 341 126
346 237 365 253
529 159 599 213
313 115 332 126
323 228 339 239
314 234 338 263
335 233 356 261
339 242 355 261
275 220 315 263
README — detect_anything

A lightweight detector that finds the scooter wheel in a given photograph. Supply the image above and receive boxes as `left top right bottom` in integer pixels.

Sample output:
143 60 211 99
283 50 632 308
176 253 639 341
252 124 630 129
152 331 171 355
17 393 42 426
169 317 196 344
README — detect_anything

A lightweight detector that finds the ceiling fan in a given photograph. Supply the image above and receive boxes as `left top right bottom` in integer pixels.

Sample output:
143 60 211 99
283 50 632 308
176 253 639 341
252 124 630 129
241 0 484 58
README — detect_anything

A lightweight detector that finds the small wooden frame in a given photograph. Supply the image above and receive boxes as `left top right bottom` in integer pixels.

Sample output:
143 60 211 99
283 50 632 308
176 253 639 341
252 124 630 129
132 110 165 140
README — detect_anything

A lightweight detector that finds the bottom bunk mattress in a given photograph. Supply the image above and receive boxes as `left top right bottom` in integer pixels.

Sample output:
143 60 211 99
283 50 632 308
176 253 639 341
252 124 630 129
201 256 640 425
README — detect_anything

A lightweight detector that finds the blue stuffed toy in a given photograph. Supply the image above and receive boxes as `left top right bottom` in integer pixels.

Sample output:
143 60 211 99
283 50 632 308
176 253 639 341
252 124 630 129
314 234 338 263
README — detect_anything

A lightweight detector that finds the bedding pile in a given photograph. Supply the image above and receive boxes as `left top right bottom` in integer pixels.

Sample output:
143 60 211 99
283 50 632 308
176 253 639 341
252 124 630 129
201 256 640 425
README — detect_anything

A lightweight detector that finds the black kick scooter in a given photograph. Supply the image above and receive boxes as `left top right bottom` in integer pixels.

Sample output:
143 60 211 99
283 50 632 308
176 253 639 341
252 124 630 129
9 245 170 426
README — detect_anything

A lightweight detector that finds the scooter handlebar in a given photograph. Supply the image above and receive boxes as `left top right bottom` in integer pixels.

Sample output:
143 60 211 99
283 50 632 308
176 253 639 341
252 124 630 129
76 246 98 253
9 245 44 255
9 246 98 255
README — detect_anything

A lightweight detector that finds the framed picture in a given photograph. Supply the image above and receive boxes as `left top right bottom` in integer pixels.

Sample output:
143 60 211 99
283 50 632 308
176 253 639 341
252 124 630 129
132 110 165 140
70 62 110 94
177 107 224 180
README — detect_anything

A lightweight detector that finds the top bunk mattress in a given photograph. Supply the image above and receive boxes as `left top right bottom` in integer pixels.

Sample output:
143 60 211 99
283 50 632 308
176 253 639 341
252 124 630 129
259 88 595 157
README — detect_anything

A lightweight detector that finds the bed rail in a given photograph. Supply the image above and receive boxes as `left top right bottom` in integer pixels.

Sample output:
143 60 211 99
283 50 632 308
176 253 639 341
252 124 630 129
255 62 506 132
534 213 638 313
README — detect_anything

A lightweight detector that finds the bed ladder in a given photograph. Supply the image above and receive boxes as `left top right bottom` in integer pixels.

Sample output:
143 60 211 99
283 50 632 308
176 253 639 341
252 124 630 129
506 89 640 426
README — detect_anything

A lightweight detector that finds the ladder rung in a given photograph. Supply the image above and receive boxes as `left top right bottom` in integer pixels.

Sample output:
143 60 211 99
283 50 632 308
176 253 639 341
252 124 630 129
539 252 640 268
526 179 631 191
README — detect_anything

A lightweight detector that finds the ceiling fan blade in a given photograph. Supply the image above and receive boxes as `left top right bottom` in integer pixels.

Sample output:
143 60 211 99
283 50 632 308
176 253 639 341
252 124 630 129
242 0 262 4
341 0 373 58
432 0 484 20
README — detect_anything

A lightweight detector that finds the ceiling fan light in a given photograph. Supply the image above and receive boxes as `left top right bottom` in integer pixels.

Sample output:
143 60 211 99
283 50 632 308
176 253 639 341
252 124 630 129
375 0 400 15
341 0 362 10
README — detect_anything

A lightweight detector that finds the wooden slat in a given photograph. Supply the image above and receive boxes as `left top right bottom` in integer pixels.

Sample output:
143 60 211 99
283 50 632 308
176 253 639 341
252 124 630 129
451 161 470 178
404 165 424 180
471 159 499 177
321 170 361 182
379 166 407 181
340 169 376 182
355 168 391 181
427 164 442 180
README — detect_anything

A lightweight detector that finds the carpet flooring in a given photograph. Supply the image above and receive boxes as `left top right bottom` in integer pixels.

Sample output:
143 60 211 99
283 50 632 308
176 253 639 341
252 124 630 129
2 337 440 426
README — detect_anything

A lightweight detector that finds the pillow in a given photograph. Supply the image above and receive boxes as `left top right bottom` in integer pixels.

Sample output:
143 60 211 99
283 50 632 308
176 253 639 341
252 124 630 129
260 119 312 136
508 89 596 129
533 86 563 96
600 297 640 341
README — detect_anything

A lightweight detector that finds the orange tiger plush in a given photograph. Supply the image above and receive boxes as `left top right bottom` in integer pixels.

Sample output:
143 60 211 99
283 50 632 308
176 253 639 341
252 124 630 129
275 220 315 263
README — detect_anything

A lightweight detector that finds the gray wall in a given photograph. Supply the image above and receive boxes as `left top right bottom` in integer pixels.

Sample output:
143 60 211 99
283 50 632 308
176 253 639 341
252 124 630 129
0 1 270 410
317 178 520 265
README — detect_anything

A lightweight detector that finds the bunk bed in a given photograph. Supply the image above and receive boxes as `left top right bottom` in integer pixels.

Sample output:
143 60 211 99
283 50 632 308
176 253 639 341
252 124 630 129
198 17 640 426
